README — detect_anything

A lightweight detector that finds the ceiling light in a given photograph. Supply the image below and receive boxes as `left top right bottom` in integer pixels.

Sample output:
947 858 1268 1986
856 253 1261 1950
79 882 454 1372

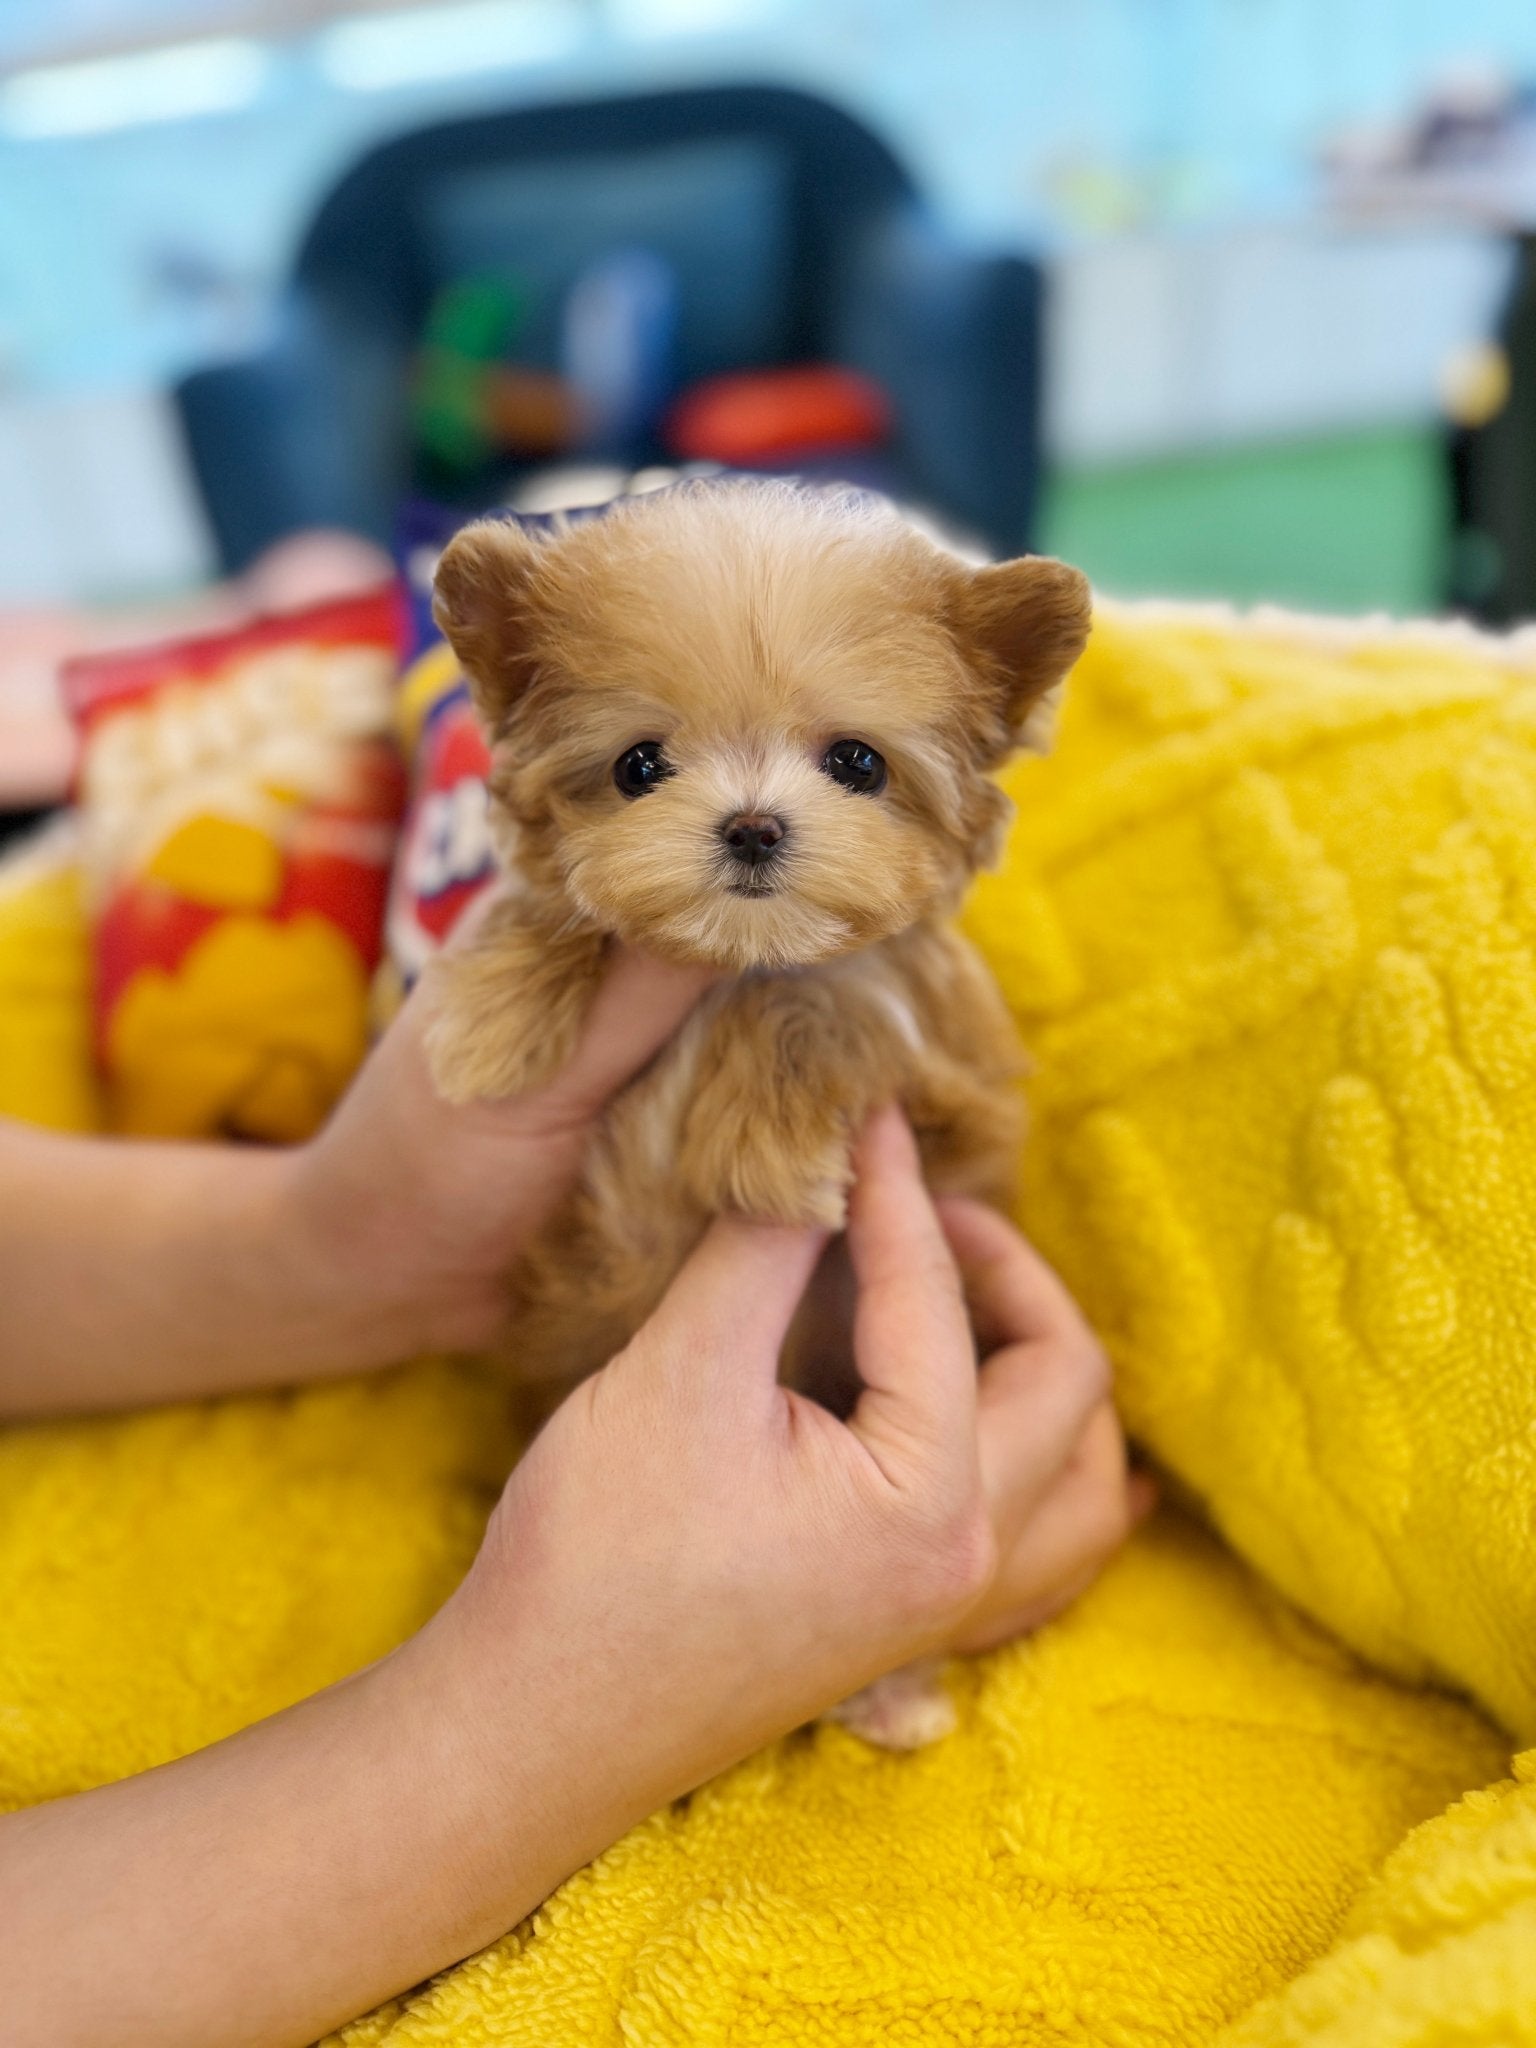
316 0 584 92
0 39 270 140
608 0 778 35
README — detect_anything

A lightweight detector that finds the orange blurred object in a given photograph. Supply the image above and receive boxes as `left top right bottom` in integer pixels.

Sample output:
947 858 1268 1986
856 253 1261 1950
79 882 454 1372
485 367 579 456
664 365 891 465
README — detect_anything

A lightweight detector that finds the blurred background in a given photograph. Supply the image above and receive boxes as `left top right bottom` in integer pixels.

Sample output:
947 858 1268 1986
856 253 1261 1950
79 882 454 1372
8 0 1536 814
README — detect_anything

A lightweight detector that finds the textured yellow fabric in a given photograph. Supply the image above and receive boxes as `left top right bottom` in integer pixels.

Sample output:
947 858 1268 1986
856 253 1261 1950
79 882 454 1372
0 823 100 1134
0 1360 513 1814
3 595 1536 2047
962 607 1536 1740
1219 1750 1536 2046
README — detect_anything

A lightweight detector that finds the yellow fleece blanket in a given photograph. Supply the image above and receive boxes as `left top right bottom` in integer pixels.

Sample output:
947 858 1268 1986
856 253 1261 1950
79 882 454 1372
965 605 1536 1739
4 605 1536 2045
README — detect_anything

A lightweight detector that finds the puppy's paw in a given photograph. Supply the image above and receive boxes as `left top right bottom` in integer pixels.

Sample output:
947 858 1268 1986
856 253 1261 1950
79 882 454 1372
773 1132 853 1231
420 903 604 1104
798 1174 852 1233
826 1660 957 1750
682 1111 852 1229
422 949 572 1103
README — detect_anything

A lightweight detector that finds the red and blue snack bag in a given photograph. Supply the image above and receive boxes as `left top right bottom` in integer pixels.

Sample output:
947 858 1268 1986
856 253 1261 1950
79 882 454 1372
63 589 406 1140
374 639 496 1020
373 503 498 1020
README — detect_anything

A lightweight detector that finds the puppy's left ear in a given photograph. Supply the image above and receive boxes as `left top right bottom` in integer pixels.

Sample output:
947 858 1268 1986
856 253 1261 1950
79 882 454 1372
949 555 1092 756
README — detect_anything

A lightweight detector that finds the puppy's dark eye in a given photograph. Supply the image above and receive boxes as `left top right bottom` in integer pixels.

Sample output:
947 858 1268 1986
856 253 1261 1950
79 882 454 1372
821 738 887 796
613 741 673 799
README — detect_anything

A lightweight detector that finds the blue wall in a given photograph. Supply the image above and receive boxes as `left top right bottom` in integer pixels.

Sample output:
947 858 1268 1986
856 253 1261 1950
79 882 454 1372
4 0 1536 394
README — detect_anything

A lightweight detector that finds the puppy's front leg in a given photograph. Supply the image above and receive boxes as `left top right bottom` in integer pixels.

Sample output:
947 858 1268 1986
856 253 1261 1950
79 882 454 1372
423 892 605 1104
677 988 871 1230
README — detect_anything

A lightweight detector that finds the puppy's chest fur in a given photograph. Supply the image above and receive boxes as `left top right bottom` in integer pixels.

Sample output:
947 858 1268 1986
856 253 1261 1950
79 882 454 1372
502 914 1025 1407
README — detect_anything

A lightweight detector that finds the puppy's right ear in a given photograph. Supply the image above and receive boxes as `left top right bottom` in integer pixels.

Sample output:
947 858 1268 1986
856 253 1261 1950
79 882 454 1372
432 519 544 732
948 554 1092 755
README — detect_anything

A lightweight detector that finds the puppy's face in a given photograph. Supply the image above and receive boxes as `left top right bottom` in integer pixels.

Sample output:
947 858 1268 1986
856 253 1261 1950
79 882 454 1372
434 483 1090 970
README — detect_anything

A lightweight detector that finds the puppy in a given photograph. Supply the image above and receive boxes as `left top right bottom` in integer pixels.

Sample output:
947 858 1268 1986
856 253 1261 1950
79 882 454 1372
426 480 1091 1744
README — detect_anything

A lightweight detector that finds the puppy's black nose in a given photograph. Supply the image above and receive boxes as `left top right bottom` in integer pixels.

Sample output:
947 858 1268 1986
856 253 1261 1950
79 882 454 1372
721 812 786 864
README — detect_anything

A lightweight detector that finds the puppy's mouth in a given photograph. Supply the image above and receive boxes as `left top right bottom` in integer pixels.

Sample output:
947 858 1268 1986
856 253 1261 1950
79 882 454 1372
724 873 781 899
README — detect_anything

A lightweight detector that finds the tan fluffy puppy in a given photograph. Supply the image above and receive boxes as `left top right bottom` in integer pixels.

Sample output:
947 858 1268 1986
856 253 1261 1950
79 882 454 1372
427 480 1090 1742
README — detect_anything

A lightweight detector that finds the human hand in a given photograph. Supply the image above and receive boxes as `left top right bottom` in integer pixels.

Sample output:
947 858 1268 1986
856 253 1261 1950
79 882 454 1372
280 935 714 1363
936 1196 1155 1654
431 1107 1147 1840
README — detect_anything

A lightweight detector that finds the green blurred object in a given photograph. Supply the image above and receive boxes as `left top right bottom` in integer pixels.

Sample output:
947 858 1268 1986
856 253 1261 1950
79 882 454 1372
413 273 531 473
1042 427 1446 617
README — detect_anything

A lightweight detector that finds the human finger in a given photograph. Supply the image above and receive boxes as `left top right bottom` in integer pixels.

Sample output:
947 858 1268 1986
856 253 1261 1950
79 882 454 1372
952 1414 1152 1653
972 1338 1113 1543
846 1107 978 1474
957 1466 1157 1654
640 1212 829 1392
937 1197 1099 1357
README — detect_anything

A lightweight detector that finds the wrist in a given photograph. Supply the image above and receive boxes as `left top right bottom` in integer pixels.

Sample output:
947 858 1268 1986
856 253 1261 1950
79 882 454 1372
259 1141 441 1377
436 1490 762 1853
371 1563 639 1948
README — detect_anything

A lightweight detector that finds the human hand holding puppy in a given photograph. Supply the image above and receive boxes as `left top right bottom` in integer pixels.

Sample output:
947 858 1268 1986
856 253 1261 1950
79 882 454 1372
293 944 1149 1732
0 935 714 1415
452 1104 1148 1804
275 932 722 1366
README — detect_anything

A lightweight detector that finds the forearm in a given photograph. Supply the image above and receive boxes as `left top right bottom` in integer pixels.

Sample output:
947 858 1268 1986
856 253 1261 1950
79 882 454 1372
0 1121 413 1417
0 947 713 1419
0 1590 625 2048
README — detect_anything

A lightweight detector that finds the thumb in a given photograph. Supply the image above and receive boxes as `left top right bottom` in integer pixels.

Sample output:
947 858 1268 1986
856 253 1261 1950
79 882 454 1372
642 1213 829 1393
536 944 718 1124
